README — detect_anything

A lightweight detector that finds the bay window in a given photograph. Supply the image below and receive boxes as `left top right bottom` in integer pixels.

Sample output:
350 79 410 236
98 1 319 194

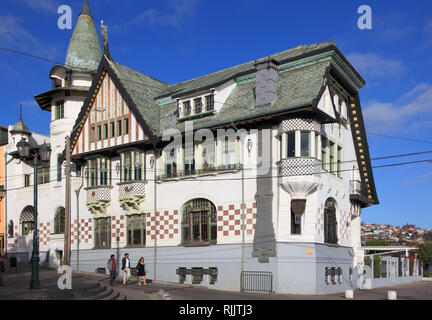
88 157 111 187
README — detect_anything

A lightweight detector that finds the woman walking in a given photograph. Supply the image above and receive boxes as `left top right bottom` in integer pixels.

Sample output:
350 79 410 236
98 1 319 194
136 257 147 286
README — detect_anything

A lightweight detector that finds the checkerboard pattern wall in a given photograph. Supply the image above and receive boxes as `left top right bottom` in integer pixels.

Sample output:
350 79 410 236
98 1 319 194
339 210 351 241
279 117 321 133
146 210 180 240
71 218 93 245
217 202 257 237
39 222 51 247
111 215 126 243
316 206 324 236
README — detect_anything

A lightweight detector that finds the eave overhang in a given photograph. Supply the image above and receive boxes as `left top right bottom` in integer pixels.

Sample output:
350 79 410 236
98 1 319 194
34 87 90 111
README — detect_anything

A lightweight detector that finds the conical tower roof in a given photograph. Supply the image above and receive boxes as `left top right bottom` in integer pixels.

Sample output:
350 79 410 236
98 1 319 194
11 105 31 136
65 0 102 71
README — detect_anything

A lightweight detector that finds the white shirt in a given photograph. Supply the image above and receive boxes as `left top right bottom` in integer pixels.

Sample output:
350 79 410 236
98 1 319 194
125 258 130 268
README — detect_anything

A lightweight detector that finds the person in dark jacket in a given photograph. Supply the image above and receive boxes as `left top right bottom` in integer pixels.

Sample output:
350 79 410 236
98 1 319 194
136 257 147 286
121 253 131 286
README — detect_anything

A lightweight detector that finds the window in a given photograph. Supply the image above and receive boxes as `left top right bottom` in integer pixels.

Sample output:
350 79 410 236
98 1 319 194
88 159 97 187
201 141 215 171
20 206 34 236
329 141 335 174
291 199 305 235
337 146 343 178
166 147 177 178
127 214 146 247
97 125 102 141
94 217 111 248
124 118 129 135
103 123 108 140
117 120 122 136
291 211 302 235
99 158 109 186
57 154 62 182
121 151 144 182
122 152 132 182
321 136 328 171
222 136 237 166
183 101 191 117
315 133 320 159
300 131 310 157
184 145 195 175
133 151 144 181
90 126 96 143
54 207 65 234
37 167 50 185
287 132 296 158
8 220 14 238
181 199 217 246
110 122 115 138
24 174 31 187
205 95 214 111
54 100 64 120
194 98 203 114
324 198 338 245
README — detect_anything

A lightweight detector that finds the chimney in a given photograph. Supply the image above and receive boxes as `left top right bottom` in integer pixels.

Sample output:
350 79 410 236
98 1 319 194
255 58 279 107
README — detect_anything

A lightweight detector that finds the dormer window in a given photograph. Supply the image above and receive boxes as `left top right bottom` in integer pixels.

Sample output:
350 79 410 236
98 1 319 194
183 101 191 117
194 98 203 114
205 94 214 112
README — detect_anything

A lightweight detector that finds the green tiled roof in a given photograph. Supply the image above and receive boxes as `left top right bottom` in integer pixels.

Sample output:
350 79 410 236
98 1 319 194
108 41 336 136
65 1 102 71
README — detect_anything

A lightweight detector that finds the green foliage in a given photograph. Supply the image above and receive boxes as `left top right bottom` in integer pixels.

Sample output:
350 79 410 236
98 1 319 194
424 270 430 277
424 232 432 242
366 239 391 247
374 255 382 278
418 242 432 268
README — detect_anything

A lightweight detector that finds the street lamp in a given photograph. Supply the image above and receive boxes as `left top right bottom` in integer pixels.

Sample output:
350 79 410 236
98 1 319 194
14 138 51 290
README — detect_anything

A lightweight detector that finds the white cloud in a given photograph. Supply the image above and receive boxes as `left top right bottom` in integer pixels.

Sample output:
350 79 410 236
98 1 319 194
363 83 432 133
120 0 200 29
23 0 57 13
0 15 37 43
347 53 405 79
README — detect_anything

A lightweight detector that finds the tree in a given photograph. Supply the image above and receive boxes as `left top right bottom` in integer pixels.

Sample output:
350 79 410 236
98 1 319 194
418 242 432 269
366 239 390 247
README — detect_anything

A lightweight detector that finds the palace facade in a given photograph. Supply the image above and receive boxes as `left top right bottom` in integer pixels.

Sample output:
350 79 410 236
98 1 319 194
5 0 378 294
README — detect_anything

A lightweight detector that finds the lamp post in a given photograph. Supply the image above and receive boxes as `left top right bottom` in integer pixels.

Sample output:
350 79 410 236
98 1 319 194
16 138 51 290
0 186 5 287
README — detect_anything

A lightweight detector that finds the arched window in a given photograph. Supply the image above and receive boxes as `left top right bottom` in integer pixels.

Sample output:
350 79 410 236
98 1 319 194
20 206 34 236
54 207 65 234
324 199 338 245
181 199 217 246
8 220 14 238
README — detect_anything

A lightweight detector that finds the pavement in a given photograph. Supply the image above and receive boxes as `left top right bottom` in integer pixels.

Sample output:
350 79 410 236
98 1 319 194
0 261 431 300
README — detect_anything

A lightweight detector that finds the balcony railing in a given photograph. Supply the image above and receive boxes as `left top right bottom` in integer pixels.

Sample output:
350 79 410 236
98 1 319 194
350 180 368 197
157 164 242 181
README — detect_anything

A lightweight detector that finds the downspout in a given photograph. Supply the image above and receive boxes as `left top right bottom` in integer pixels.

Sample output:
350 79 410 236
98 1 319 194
75 168 85 271
153 148 158 281
3 149 7 256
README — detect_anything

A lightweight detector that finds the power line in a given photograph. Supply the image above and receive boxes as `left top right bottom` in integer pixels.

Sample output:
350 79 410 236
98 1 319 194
368 133 432 145
0 46 64 66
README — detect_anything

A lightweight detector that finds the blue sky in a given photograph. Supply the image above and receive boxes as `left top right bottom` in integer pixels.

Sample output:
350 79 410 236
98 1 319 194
0 0 431 228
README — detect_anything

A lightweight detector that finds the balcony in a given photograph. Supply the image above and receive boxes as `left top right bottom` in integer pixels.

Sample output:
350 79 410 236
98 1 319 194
118 181 147 213
86 186 112 216
350 180 374 206
86 186 112 202
157 164 242 181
